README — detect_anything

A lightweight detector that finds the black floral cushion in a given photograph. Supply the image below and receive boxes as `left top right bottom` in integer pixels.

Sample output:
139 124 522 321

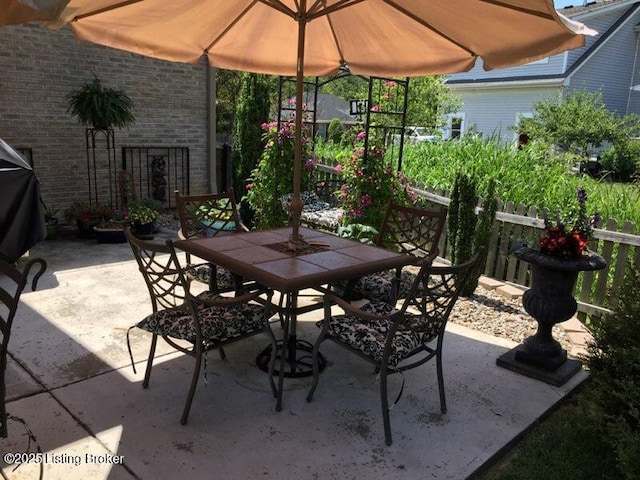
135 291 266 343
281 191 344 231
300 207 343 230
184 263 235 291
322 301 422 366
349 269 417 303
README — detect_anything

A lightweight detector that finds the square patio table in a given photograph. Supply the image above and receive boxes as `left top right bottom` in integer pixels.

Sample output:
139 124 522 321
175 227 414 409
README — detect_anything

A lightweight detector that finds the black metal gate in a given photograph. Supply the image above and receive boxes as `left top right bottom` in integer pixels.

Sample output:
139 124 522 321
122 146 190 209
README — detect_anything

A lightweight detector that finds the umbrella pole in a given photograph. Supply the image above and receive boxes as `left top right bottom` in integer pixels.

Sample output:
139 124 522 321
289 6 307 249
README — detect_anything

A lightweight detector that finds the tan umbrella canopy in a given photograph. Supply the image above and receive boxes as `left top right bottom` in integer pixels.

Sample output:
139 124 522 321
51 0 596 246
0 0 69 26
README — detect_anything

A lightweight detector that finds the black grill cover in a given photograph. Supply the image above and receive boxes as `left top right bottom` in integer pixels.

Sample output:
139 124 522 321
0 139 46 263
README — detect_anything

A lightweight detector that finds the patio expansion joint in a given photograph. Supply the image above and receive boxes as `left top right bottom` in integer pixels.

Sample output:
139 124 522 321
6 352 144 480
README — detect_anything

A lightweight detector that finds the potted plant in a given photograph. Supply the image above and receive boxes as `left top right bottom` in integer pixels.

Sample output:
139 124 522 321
44 208 60 240
94 207 129 243
66 75 135 130
64 202 113 238
127 198 161 238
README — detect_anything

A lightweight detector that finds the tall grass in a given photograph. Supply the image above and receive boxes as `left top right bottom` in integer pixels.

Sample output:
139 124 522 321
401 137 640 227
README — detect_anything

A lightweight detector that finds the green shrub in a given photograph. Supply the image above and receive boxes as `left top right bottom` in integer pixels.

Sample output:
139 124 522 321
447 173 497 296
585 265 640 479
600 141 640 182
327 118 344 144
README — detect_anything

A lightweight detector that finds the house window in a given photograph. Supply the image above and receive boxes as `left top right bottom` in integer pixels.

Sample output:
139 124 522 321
450 116 464 139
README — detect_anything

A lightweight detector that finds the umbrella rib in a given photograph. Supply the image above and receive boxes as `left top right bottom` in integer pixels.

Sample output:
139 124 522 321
205 0 277 53
481 0 555 21
259 0 296 18
382 0 476 56
307 0 365 21
325 12 346 66
72 0 142 21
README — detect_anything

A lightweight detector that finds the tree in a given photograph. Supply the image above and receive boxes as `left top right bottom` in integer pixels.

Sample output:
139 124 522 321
518 90 640 158
215 69 244 139
232 73 272 225
405 76 460 130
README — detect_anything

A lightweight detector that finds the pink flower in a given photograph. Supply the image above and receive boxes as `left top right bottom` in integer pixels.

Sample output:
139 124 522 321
356 131 366 140
334 164 343 173
304 158 315 170
360 195 372 207
371 104 381 112
246 183 253 190
384 80 397 87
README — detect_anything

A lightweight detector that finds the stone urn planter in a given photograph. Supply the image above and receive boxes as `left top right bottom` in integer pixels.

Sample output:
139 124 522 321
497 246 606 386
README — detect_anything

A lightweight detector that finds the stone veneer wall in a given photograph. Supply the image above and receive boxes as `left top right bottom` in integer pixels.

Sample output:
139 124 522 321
0 23 211 211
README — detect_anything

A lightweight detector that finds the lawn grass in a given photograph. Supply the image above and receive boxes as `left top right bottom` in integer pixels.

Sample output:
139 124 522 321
473 384 621 480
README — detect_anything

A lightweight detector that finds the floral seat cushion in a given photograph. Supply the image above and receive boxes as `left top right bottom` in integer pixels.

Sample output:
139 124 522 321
280 190 320 211
322 301 428 366
136 291 266 343
184 263 236 291
300 207 343 231
281 191 344 231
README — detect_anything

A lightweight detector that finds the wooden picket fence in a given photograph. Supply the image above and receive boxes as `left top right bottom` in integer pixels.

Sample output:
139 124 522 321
413 184 640 318
314 164 639 317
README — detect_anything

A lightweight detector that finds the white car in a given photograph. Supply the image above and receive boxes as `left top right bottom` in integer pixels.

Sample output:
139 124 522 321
404 126 439 143
392 126 440 145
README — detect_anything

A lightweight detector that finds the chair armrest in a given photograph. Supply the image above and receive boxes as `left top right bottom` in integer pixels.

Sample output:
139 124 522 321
325 292 399 322
416 251 439 266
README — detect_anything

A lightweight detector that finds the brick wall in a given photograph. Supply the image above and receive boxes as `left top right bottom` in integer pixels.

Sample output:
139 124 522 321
0 23 211 211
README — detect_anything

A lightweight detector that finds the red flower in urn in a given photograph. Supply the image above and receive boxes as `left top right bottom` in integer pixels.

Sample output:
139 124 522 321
538 188 600 259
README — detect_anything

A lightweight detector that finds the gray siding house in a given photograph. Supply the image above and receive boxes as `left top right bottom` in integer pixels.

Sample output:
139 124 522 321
445 0 640 143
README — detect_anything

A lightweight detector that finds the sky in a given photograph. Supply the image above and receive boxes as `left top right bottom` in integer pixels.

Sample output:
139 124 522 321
554 0 589 8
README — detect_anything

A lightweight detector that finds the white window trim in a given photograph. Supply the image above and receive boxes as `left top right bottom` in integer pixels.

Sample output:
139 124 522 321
444 113 466 140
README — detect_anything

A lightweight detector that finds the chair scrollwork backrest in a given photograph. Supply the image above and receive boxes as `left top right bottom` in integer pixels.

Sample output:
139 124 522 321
376 202 447 260
175 188 246 240
124 227 188 313
399 248 485 341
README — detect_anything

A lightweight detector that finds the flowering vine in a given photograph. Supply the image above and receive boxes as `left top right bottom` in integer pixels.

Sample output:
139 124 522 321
244 120 316 229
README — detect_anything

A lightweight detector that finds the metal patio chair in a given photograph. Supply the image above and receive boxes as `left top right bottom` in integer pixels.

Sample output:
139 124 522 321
339 202 447 304
1 257 46 437
175 189 250 294
308 248 484 445
124 227 277 425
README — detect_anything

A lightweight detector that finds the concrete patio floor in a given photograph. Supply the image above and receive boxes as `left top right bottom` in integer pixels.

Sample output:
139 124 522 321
0 230 587 480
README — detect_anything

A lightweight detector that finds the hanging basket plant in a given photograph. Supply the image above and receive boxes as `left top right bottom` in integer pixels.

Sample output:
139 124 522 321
66 76 135 130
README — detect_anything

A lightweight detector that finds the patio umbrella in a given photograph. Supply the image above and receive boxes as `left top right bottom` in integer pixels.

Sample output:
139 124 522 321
53 0 596 246
0 0 69 26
